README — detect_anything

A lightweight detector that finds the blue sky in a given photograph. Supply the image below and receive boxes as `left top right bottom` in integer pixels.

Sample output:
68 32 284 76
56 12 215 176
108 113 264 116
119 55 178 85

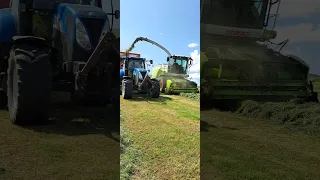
120 0 200 84
271 0 320 74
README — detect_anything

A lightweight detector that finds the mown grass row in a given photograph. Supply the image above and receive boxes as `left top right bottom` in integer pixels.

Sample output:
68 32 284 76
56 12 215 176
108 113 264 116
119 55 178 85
232 75 320 135
179 93 200 100
120 114 141 180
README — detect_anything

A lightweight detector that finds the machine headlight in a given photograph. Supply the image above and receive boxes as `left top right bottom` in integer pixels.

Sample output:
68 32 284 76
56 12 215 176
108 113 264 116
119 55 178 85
75 18 91 50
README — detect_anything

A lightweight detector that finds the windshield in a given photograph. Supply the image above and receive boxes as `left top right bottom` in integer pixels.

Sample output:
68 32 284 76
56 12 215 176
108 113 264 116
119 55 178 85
128 60 145 70
201 0 267 29
168 58 188 74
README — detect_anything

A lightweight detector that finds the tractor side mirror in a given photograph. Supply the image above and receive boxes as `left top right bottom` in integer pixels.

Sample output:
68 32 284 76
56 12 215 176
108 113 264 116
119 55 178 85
115 10 120 19
150 60 153 64
148 70 150 72
167 57 169 62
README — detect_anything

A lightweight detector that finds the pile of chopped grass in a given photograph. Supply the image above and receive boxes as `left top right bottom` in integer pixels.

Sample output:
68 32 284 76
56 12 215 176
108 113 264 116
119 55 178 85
237 99 320 135
179 92 200 100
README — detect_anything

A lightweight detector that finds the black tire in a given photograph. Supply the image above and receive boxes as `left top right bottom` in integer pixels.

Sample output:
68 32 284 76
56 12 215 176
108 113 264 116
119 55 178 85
7 44 52 125
150 79 160 98
122 79 133 99
0 90 7 109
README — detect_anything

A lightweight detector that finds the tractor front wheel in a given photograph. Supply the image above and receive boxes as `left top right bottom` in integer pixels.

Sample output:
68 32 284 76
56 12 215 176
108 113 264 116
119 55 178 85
7 44 52 125
150 79 160 98
122 79 133 99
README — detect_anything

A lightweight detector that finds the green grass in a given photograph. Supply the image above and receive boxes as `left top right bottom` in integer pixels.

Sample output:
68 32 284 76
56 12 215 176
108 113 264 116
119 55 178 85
201 109 320 180
120 95 200 179
179 93 200 100
237 99 320 135
120 113 141 180
0 92 119 180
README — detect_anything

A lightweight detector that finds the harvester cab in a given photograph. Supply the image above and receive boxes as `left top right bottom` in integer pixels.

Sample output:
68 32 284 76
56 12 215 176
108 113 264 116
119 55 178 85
120 55 160 99
0 0 121 125
166 55 192 75
200 0 318 104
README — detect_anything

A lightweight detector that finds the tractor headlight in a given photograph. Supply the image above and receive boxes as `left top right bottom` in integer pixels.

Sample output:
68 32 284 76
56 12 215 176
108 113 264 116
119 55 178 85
75 18 91 50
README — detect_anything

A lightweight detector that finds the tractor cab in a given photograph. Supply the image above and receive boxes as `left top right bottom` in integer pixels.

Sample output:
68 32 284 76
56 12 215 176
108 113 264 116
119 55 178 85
120 56 150 80
166 55 192 74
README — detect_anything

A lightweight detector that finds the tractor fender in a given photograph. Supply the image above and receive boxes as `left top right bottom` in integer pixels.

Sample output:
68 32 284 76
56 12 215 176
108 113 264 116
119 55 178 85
0 9 16 44
10 36 47 47
123 76 131 80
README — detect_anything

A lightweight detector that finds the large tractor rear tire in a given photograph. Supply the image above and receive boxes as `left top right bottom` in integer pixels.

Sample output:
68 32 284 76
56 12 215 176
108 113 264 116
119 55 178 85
150 79 160 98
122 79 133 99
7 44 52 125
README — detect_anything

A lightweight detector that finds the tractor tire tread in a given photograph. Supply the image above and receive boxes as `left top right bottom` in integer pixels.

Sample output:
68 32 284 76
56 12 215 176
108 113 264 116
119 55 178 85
150 79 160 98
7 45 52 125
122 79 133 99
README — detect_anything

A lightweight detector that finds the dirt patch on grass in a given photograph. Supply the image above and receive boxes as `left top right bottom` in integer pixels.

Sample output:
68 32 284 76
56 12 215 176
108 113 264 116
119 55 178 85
237 100 320 135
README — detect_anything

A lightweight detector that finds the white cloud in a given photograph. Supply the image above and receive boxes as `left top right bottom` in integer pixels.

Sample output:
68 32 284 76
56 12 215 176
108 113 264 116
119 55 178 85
187 50 200 85
275 23 320 43
278 0 320 19
189 50 200 73
188 73 200 79
159 33 163 35
188 43 199 48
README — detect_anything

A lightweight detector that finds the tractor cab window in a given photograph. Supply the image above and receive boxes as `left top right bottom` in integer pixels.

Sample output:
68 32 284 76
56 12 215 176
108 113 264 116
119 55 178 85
128 60 145 70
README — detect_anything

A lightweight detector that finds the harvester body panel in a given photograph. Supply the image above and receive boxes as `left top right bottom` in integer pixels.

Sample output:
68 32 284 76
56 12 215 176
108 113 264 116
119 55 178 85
200 0 317 103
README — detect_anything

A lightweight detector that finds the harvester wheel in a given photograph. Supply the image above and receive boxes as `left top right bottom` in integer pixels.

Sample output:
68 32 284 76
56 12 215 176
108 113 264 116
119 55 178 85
7 45 52 125
122 79 133 99
150 79 160 98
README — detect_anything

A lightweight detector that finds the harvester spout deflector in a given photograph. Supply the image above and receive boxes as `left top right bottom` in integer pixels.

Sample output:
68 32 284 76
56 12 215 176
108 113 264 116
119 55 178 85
126 37 172 57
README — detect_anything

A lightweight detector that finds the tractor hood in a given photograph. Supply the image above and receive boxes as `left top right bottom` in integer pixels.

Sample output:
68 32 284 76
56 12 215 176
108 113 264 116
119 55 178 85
57 3 107 19
134 68 148 79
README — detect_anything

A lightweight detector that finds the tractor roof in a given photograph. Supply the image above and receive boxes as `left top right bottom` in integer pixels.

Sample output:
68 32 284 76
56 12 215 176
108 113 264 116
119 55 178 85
121 57 146 61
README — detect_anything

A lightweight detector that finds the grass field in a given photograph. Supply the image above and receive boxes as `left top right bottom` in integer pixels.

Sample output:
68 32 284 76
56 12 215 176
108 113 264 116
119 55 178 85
201 109 320 180
200 74 320 179
0 92 120 180
120 94 200 180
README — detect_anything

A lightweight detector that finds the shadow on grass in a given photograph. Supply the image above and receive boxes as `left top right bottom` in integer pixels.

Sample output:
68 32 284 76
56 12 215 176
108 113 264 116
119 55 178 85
126 94 172 103
24 101 120 142
200 120 239 132
200 120 217 132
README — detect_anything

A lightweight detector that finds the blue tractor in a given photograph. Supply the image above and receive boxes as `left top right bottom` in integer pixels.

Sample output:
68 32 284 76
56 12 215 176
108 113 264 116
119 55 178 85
0 0 120 125
120 56 160 99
